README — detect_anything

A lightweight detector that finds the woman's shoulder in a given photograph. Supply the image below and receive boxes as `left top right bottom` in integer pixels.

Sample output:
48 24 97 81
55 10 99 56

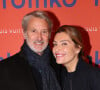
81 59 100 78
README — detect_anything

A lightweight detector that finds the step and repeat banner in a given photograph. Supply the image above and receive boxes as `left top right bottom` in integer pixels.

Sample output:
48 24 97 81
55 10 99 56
0 0 100 66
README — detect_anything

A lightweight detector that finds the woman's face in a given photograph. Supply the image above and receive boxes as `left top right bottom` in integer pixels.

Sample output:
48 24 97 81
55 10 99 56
53 32 81 66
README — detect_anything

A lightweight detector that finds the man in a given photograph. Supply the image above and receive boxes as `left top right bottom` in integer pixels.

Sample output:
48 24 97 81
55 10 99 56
0 10 61 90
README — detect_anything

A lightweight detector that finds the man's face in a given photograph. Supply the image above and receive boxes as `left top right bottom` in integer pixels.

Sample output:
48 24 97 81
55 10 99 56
24 17 50 55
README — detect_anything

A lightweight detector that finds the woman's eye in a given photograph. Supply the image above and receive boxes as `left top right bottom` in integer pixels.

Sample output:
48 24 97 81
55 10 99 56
62 43 67 45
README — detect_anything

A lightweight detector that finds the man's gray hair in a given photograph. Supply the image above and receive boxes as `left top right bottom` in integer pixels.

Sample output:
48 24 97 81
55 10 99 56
22 10 53 34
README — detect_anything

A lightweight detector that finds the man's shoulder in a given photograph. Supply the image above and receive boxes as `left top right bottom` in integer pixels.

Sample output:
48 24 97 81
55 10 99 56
0 52 21 64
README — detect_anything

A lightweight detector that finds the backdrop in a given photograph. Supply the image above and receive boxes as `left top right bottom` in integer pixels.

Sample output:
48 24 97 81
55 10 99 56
0 0 100 66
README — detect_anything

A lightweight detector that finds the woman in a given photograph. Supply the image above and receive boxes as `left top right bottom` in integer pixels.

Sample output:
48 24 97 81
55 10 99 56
52 25 100 90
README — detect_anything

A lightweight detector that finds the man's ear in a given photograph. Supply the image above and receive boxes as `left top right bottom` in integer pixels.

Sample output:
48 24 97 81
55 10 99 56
23 32 27 39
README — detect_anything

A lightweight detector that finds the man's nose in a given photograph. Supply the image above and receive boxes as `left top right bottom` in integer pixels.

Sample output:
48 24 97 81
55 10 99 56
37 32 43 41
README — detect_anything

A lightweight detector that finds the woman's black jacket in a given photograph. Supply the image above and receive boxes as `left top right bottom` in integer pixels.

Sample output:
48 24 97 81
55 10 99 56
60 58 100 90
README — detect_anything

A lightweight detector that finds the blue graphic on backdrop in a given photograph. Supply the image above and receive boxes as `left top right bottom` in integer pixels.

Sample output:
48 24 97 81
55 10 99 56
95 51 100 64
2 0 99 9
2 0 77 9
0 53 10 61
